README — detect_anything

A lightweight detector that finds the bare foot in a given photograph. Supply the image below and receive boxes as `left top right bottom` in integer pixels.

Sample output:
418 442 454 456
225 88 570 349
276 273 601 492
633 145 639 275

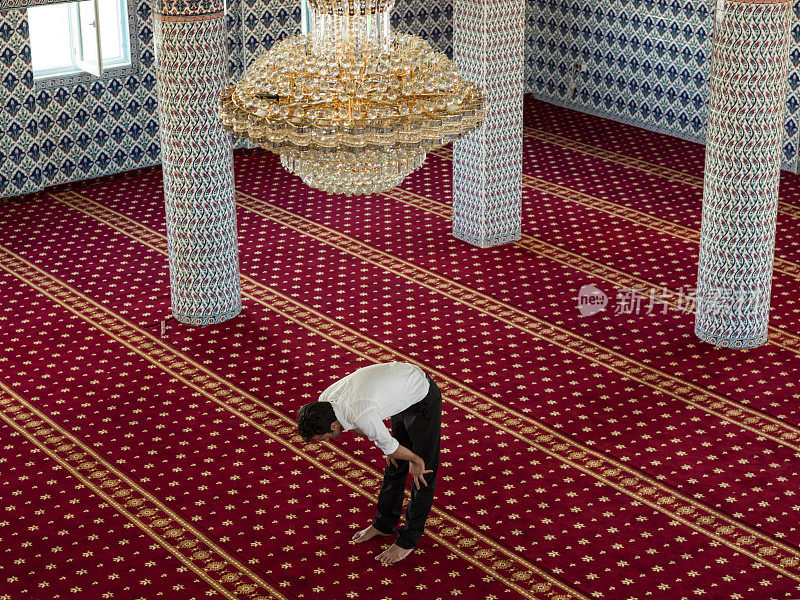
351 525 392 544
375 543 413 565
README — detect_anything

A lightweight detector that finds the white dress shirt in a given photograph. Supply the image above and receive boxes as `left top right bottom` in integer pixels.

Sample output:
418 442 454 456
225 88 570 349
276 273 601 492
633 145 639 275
318 362 430 455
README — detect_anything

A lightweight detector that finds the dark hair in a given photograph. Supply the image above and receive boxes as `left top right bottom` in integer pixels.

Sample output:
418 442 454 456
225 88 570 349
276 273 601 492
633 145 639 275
297 402 337 442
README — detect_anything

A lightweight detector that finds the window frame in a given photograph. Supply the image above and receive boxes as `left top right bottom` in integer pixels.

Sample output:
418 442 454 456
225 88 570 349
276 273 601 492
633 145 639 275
95 0 132 69
28 0 134 83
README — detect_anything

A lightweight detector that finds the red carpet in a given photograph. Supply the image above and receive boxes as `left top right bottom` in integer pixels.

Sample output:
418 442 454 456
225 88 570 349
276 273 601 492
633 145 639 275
1 95 799 600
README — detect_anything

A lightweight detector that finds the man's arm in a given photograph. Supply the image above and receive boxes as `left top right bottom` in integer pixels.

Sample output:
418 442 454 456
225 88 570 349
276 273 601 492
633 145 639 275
388 444 433 490
351 410 432 489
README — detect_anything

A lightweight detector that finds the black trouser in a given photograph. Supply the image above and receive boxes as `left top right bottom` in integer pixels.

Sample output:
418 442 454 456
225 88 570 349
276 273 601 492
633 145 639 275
373 374 442 550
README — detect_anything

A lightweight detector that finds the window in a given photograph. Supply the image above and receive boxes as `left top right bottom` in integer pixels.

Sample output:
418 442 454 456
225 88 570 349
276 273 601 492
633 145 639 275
28 0 131 80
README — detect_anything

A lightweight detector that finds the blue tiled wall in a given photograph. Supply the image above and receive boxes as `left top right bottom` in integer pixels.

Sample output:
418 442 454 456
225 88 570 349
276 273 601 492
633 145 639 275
525 0 800 172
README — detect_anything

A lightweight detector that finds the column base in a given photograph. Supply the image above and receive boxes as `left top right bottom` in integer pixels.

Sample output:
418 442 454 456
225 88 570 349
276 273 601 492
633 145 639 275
173 305 242 326
453 228 521 249
694 324 768 349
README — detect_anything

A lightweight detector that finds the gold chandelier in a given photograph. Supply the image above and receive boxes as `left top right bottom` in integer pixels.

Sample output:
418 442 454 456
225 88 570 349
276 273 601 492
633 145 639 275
219 0 485 195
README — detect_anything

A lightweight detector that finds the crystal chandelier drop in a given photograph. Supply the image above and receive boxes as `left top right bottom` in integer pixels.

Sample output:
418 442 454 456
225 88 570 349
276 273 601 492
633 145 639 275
219 0 485 195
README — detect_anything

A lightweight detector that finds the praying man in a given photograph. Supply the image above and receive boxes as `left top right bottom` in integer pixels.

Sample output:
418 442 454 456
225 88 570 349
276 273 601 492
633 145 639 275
296 361 442 565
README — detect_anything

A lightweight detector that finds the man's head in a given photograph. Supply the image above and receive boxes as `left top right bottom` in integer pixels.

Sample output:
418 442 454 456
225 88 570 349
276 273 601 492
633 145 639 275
297 401 341 442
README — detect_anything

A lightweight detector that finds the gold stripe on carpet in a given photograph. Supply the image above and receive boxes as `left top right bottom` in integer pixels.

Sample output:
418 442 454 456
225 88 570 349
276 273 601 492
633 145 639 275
0 381 288 600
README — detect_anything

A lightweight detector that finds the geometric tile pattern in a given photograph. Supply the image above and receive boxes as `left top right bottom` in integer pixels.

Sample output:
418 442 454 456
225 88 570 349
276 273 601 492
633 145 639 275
525 0 800 173
0 9 38 197
226 0 246 82
240 0 300 70
153 0 242 324
391 0 454 57
452 0 524 247
695 0 793 349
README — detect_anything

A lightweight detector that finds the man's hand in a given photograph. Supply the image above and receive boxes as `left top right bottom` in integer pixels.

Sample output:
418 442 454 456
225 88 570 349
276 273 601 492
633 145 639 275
387 444 432 489
385 455 398 468
409 458 432 490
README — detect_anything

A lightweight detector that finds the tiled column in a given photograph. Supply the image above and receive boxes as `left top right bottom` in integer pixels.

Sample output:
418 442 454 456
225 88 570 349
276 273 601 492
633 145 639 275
153 0 242 325
451 0 523 248
695 0 793 348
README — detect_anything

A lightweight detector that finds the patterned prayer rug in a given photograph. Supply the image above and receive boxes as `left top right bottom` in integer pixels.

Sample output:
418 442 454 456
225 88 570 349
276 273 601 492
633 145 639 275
1 95 799 600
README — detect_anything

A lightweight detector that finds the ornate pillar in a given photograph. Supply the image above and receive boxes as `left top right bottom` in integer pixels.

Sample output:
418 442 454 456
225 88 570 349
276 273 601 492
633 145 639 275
153 0 242 325
451 0 524 248
695 0 793 348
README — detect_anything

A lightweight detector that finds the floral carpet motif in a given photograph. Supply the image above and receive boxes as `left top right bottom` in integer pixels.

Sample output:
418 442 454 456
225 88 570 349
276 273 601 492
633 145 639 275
0 96 799 600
